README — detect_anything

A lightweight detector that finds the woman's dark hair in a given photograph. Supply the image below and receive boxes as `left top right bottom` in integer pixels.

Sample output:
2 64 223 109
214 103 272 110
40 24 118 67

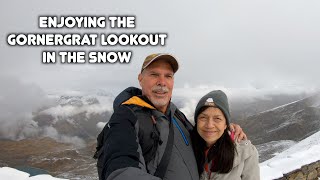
191 106 236 175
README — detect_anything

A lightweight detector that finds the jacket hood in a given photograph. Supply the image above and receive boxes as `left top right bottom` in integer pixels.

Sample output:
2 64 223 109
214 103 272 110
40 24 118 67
113 87 142 110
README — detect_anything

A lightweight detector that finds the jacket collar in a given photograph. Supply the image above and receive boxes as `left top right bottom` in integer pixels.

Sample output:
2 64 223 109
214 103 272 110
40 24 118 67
122 95 177 118
122 96 156 110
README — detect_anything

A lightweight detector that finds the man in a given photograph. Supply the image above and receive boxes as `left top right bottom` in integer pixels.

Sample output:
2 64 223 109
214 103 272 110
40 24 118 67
101 53 246 180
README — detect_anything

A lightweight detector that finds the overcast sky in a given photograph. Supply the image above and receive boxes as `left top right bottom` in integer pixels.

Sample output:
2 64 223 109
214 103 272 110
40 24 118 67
1 0 320 95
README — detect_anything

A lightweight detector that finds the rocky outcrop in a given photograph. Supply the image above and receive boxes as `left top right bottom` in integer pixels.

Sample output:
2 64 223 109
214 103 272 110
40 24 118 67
276 160 320 180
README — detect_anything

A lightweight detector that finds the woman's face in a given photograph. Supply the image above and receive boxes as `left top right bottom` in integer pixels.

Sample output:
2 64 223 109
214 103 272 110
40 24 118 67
197 107 227 147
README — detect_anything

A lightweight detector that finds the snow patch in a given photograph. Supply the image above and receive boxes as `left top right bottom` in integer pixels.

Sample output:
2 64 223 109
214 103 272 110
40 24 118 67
0 167 67 180
259 131 320 179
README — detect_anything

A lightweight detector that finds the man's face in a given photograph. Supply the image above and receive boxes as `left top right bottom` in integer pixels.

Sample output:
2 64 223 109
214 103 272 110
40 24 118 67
138 60 174 113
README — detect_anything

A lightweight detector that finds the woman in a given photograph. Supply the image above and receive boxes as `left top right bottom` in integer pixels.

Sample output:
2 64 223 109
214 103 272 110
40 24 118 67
191 90 260 180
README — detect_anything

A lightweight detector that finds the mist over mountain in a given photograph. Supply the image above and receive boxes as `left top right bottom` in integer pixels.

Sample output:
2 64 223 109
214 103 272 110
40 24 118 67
238 92 320 144
237 92 320 162
33 93 113 143
230 93 308 120
0 76 114 146
0 76 55 140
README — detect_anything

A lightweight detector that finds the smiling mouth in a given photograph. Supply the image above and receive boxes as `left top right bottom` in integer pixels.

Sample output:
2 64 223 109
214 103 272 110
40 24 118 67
153 91 167 95
203 131 218 135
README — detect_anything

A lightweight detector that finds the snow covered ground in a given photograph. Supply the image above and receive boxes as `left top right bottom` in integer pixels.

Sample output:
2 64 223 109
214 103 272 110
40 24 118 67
260 131 320 180
1 131 320 180
0 167 67 180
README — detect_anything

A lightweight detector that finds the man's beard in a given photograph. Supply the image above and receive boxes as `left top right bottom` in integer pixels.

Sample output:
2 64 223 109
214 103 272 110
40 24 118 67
150 85 170 107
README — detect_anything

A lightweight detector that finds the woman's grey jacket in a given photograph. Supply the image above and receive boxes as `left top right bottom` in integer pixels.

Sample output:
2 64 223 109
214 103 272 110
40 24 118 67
200 140 260 180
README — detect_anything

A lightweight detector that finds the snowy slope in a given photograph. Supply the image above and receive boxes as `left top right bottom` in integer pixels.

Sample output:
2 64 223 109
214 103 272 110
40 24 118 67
0 167 67 180
259 130 320 180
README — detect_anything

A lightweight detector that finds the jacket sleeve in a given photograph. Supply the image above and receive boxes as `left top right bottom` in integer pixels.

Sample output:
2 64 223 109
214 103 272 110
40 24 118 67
241 145 260 180
102 105 161 180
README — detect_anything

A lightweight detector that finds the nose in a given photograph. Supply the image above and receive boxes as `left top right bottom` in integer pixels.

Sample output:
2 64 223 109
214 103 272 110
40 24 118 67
156 75 166 86
205 119 215 128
